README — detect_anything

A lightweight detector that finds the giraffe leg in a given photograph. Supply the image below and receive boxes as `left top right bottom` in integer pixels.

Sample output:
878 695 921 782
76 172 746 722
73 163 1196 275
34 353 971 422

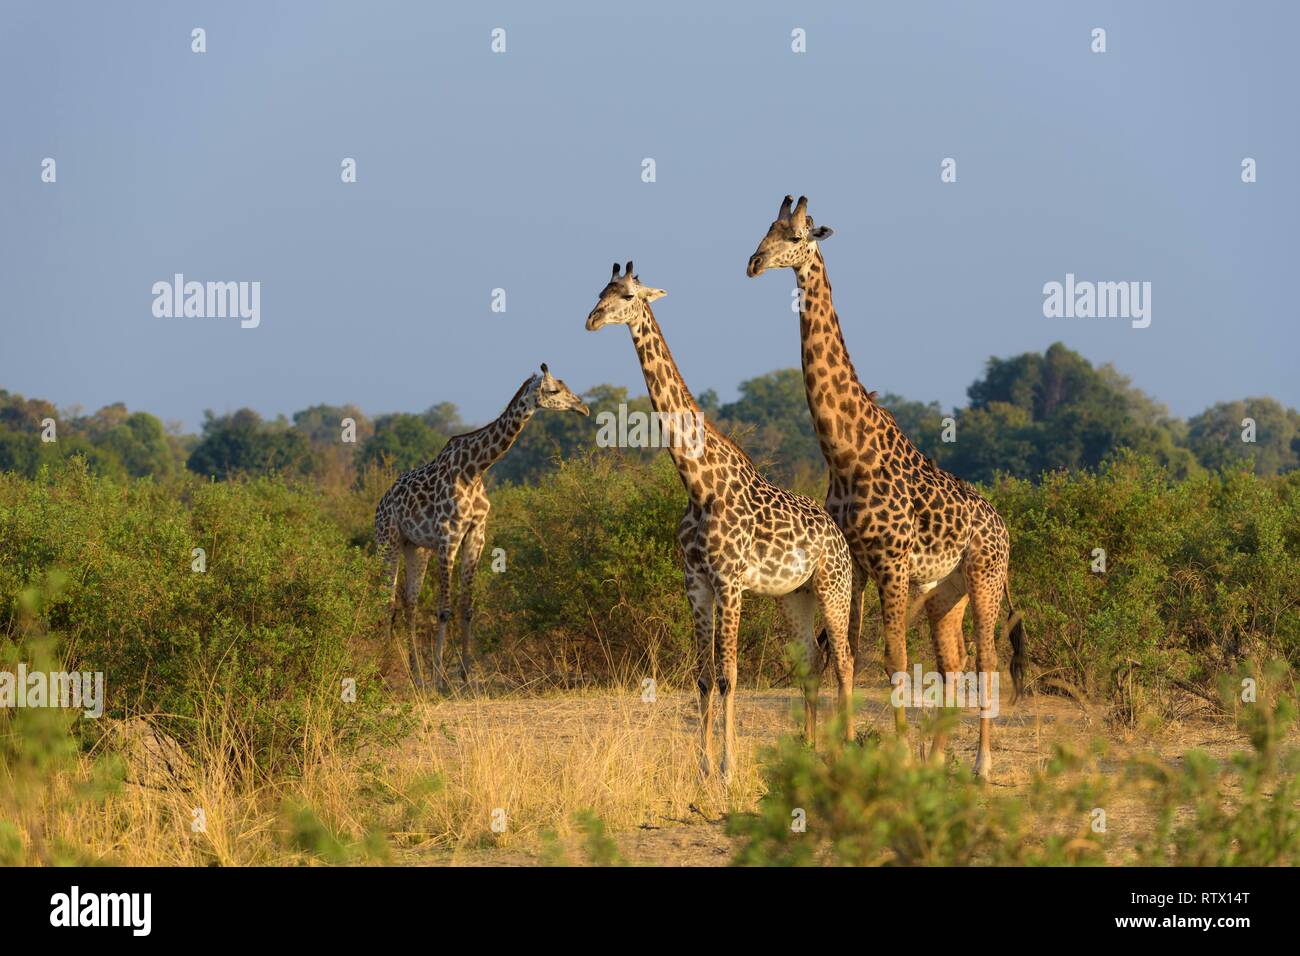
964 559 1005 781
813 563 855 745
846 560 868 672
878 571 911 737
716 590 743 784
432 541 458 695
685 567 716 777
457 519 486 687
401 542 430 686
378 531 402 639
924 573 969 766
779 589 819 746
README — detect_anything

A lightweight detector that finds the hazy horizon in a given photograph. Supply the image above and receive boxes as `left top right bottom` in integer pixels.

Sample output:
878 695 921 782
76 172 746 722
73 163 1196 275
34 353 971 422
4 1 1297 431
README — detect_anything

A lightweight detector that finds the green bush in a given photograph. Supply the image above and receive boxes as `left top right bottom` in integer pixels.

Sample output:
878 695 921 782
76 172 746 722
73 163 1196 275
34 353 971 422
989 454 1300 709
731 664 1300 866
467 450 1300 703
3 449 1295 732
475 451 786 686
0 459 399 770
729 713 1107 866
0 575 125 865
1132 661 1300 865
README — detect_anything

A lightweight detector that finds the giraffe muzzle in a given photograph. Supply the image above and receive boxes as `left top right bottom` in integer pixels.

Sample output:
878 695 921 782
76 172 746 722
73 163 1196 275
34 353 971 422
746 254 766 277
585 310 606 331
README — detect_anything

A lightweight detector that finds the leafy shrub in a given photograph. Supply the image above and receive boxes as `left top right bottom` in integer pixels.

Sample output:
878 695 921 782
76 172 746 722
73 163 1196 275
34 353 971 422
0 575 125 865
731 664 1300 866
1131 661 1300 865
4 449 1296 732
989 454 1300 711
467 450 1299 704
0 459 400 770
475 451 785 687
729 713 1107 866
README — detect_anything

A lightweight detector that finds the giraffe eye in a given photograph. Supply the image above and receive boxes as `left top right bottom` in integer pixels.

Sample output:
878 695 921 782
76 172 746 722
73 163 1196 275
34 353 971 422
622 294 635 300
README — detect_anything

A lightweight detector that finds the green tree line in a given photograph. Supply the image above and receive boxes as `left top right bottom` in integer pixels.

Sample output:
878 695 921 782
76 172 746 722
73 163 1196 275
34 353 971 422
3 343 1297 487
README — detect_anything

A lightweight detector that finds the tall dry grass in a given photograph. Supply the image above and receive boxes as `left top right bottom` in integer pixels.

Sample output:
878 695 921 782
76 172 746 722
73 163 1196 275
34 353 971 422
22 679 770 866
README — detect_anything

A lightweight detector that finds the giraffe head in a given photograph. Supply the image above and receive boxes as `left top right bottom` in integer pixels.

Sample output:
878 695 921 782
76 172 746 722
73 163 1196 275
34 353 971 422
585 261 667 332
745 195 835 277
527 363 589 416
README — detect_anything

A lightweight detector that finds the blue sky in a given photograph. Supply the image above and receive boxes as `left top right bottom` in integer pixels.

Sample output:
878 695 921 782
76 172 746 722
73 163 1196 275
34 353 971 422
3 1 1296 430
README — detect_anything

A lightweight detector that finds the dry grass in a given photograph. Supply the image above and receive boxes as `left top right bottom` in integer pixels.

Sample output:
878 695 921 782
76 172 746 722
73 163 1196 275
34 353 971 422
24 680 761 866
15 669 1271 867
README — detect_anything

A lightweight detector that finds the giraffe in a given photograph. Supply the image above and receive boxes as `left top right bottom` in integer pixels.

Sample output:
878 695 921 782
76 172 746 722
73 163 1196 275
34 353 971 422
746 196 1027 779
586 261 856 782
375 364 589 691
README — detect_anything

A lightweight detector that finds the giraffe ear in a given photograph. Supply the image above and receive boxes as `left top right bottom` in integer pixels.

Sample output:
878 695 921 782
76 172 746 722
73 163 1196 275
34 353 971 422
810 225 834 241
642 287 667 302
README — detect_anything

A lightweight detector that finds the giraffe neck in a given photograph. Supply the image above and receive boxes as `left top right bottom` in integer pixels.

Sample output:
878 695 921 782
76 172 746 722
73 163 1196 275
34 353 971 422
795 247 897 475
456 381 535 480
628 304 729 504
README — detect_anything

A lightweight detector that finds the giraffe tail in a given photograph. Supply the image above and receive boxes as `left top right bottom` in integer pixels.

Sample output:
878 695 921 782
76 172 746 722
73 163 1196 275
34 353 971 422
1003 582 1027 704
815 627 831 675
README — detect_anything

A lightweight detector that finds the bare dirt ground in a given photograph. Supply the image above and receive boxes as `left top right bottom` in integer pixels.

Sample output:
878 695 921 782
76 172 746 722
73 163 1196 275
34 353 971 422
401 681 1251 866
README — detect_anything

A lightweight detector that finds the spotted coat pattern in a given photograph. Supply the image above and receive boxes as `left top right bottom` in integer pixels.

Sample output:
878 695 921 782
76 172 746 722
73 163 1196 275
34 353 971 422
748 196 1026 779
587 262 856 781
375 366 589 690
